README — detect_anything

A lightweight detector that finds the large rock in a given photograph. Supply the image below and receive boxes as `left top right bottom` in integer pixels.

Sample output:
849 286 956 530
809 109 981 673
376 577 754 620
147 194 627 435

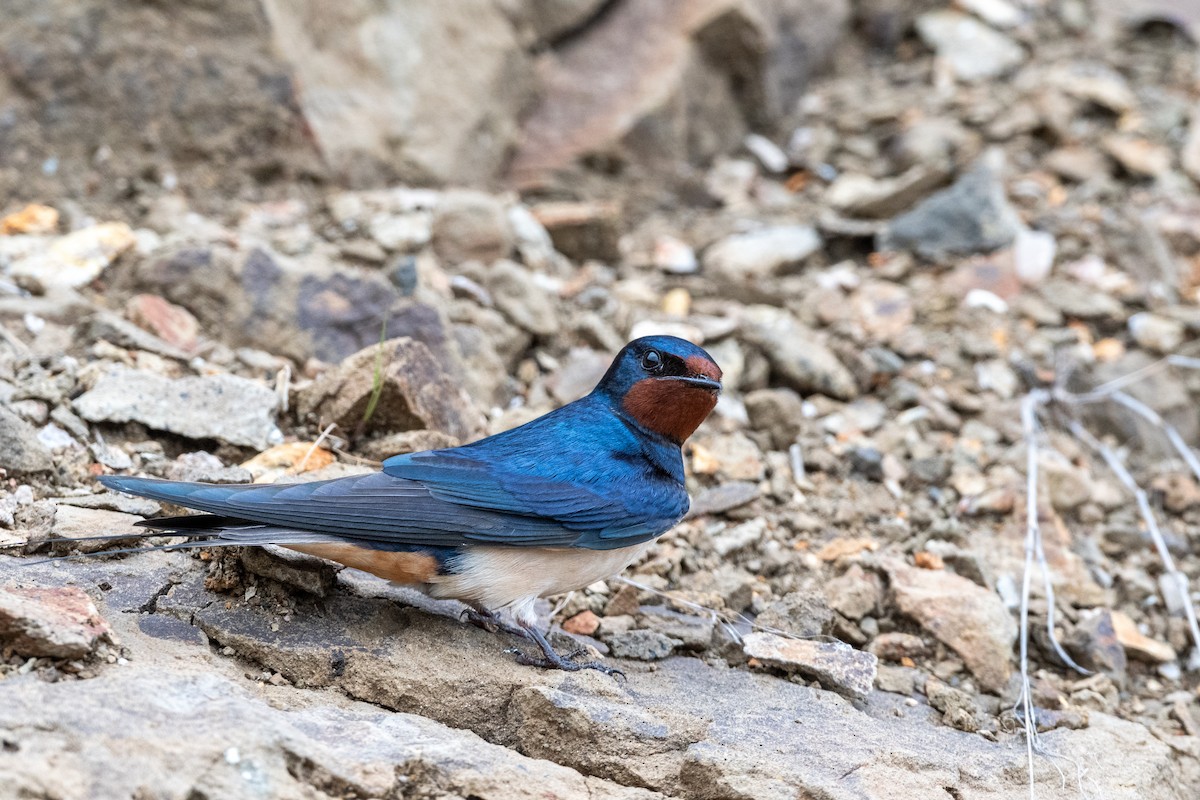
296 337 485 442
0 404 54 473
509 0 849 188
260 0 533 185
0 0 321 209
164 566 1194 799
4 553 1192 800
0 668 658 800
73 367 282 450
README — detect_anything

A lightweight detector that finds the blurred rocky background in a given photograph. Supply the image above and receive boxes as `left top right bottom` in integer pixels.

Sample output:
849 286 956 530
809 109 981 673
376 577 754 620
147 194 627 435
3 0 1200 797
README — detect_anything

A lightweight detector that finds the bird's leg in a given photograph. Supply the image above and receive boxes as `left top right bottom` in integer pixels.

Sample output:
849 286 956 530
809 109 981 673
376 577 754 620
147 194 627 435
512 619 625 678
460 604 528 639
460 604 622 677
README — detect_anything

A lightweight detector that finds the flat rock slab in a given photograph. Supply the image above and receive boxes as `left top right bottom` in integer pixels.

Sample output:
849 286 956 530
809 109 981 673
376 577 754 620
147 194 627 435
49 505 145 554
5 554 1193 799
0 668 660 800
142 565 1186 800
73 367 281 450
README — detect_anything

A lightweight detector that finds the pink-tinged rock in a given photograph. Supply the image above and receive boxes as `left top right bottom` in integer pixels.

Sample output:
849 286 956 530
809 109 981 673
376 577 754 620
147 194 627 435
509 2 760 188
126 293 201 352
743 631 877 698
0 586 112 658
885 560 1016 692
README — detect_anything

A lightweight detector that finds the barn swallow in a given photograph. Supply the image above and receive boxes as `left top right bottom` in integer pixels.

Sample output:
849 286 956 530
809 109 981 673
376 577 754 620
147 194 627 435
95 336 722 675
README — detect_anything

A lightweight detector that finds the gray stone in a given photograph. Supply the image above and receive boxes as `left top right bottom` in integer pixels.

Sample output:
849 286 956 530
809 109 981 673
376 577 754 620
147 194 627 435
486 260 560 337
925 676 981 732
711 518 768 557
4 554 1189 800
605 629 681 661
52 493 162 518
875 664 918 694
74 367 282 450
1066 609 1127 682
825 166 950 218
637 605 715 651
241 545 341 598
49 505 144 555
1038 278 1125 319
688 481 760 517
160 452 253 485
430 190 514 265
879 155 1023 262
915 11 1025 82
0 404 54 473
756 591 833 638
824 564 883 621
703 225 822 281
745 387 806 449
1129 312 1186 354
84 310 192 360
742 306 858 399
743 632 878 699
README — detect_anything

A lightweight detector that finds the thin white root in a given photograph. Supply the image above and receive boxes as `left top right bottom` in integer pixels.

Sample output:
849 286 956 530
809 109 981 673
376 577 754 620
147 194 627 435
614 576 841 645
298 422 337 473
1066 419 1200 665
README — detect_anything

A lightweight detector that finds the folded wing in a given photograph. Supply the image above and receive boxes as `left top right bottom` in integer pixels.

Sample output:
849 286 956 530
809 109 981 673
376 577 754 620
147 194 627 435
99 450 686 551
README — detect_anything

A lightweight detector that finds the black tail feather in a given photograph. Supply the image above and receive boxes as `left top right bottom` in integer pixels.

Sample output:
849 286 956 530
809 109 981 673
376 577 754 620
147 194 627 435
18 539 241 566
137 514 254 530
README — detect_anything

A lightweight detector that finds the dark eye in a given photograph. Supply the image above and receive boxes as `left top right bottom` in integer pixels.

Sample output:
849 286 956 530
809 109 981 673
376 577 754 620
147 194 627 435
641 350 663 372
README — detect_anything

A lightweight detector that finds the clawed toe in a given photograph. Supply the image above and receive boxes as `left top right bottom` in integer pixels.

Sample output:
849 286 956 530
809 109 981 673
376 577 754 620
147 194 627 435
512 649 623 677
467 606 623 677
461 608 499 633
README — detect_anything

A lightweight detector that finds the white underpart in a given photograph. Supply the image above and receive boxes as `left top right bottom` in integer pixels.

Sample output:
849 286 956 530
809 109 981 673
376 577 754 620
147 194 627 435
427 543 651 626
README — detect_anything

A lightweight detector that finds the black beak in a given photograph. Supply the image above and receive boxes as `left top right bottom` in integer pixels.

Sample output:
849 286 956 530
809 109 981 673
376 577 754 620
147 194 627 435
666 375 722 393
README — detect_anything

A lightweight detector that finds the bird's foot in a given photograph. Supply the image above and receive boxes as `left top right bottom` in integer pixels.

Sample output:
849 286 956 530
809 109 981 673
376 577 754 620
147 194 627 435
511 621 625 679
512 648 625 677
461 606 528 639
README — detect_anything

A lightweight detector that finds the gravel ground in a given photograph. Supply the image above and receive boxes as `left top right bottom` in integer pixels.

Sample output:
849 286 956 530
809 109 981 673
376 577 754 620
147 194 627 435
3 1 1200 797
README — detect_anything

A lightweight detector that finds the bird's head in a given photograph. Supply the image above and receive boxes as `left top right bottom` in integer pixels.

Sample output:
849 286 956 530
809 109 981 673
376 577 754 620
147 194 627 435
595 335 722 444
